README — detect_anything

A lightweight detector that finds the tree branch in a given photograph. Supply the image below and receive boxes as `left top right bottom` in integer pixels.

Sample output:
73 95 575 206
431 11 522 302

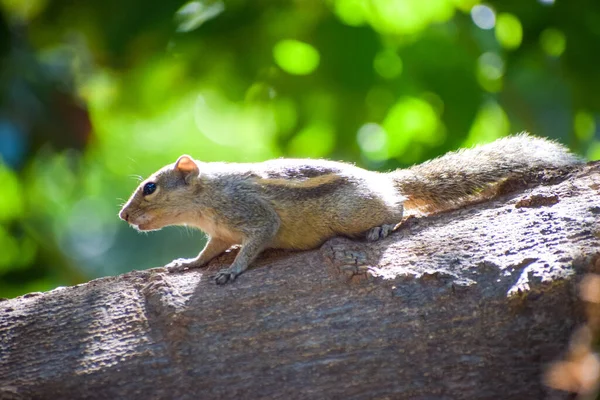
1 163 599 399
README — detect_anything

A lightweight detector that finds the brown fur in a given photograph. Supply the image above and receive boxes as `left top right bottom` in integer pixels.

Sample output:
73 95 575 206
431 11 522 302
119 133 582 284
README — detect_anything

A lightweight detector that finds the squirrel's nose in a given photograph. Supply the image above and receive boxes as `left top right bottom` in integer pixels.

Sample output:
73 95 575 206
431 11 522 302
119 209 129 222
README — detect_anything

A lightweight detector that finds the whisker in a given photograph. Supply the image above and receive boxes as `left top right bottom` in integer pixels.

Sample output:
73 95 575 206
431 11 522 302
128 157 139 168
128 174 144 182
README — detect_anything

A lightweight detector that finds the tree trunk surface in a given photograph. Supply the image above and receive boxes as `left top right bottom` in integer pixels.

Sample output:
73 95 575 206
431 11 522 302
1 163 600 400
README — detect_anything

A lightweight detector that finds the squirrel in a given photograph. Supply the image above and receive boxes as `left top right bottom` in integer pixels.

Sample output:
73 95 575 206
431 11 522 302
119 133 582 285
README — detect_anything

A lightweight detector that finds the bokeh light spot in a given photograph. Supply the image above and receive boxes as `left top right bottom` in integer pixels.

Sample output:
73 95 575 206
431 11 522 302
287 122 335 158
465 101 510 146
495 13 522 50
540 28 566 57
471 5 496 30
588 141 600 161
383 97 441 157
195 92 278 155
574 111 596 141
175 1 225 32
273 40 320 76
333 0 367 26
374 50 403 79
357 123 389 161
476 52 504 92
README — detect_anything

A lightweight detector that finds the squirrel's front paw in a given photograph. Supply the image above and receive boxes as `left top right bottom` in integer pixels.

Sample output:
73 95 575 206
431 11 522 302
214 268 239 285
166 258 203 273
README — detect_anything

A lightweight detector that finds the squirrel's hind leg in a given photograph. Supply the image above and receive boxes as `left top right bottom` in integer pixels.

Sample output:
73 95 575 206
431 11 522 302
364 223 398 241
362 201 404 242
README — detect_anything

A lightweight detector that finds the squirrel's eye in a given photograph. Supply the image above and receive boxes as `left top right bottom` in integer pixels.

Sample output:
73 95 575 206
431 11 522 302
143 182 157 196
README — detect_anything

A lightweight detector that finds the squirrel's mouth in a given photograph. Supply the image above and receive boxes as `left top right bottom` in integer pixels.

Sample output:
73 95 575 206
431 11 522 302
123 211 161 232
134 222 160 232
124 213 155 231
134 223 149 231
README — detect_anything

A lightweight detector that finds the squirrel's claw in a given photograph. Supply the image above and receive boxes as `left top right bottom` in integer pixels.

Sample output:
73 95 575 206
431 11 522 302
214 268 239 285
365 223 396 242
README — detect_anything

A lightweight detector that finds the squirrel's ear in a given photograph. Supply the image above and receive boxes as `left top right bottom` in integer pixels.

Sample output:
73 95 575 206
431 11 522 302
174 155 199 182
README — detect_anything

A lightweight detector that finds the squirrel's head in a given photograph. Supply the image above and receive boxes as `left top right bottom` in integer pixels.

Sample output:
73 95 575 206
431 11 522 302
119 155 200 231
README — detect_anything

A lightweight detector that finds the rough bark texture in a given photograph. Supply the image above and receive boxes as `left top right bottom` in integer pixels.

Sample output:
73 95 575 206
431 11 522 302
1 163 600 400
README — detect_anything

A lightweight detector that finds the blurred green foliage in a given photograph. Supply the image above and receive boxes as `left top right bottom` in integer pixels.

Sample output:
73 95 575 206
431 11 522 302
0 0 598 298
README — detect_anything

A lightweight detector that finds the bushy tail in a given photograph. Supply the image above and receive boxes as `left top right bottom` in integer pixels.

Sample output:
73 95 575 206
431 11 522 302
391 133 583 212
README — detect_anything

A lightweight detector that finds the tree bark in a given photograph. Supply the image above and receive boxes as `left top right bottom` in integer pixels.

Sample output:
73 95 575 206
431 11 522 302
1 163 599 400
